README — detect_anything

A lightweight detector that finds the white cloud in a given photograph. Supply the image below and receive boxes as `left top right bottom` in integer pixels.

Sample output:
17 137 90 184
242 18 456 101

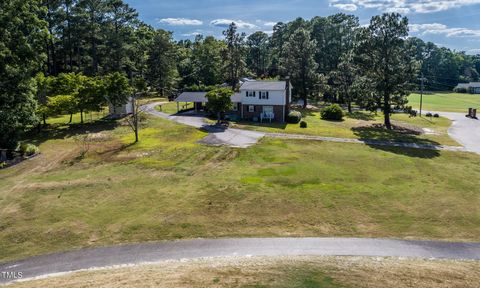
332 3 358 11
158 18 203 26
264 21 279 27
181 32 202 37
329 0 480 14
410 23 480 37
210 19 257 29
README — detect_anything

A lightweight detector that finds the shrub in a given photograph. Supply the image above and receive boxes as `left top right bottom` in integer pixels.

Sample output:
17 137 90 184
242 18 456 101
320 104 344 120
19 144 39 156
300 121 307 128
426 112 433 117
286 110 302 123
454 87 468 93
433 113 440 118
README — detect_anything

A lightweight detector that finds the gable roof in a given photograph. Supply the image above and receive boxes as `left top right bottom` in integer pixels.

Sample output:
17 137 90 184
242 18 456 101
456 82 480 88
240 81 286 91
175 92 207 102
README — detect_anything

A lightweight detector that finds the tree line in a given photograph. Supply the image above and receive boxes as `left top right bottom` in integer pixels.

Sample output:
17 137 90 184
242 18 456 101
2 0 480 149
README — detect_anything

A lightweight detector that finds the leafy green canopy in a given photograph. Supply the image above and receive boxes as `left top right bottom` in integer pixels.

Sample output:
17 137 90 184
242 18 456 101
0 0 47 149
205 88 234 122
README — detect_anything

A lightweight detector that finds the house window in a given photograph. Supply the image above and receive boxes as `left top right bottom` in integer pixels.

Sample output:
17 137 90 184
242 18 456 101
232 103 238 111
248 105 254 112
260 91 269 99
246 91 255 97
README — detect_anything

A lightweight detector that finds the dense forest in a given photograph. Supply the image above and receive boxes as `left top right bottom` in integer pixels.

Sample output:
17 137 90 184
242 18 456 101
2 0 480 148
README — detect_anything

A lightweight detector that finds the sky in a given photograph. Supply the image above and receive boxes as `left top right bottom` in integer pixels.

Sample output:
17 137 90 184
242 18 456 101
124 0 480 54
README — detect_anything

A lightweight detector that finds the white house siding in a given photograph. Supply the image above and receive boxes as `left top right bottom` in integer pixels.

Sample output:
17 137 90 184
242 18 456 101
239 90 287 105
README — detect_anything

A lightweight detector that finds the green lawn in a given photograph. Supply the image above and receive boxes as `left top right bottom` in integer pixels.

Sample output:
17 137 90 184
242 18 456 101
408 92 480 113
230 110 458 146
46 108 108 125
155 101 194 115
1 115 479 262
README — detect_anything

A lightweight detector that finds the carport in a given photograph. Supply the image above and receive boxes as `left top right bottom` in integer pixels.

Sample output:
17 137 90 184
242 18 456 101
174 92 207 113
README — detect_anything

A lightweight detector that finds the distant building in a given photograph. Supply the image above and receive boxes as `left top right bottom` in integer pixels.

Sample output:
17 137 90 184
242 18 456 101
109 97 133 116
454 82 480 94
174 79 292 122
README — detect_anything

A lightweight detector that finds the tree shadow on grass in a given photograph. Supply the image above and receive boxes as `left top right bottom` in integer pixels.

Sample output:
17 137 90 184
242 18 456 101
347 111 376 121
351 124 441 158
22 120 119 147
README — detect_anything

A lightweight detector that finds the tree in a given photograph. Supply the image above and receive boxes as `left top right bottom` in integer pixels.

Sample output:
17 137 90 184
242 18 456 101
46 94 77 118
222 23 246 88
246 31 269 77
191 35 224 86
103 0 139 73
146 29 178 97
126 76 146 143
328 54 358 113
76 76 105 123
103 72 132 114
356 13 418 129
0 0 47 149
205 88 233 123
281 28 318 108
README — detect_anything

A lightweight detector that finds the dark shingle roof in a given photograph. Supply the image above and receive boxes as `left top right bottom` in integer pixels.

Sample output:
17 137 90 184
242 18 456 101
240 81 286 91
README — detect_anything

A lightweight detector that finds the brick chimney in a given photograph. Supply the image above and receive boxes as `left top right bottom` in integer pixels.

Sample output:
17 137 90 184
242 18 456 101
285 76 291 114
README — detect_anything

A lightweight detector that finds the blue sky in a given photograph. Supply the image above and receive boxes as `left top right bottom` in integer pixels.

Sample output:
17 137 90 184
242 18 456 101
124 0 480 54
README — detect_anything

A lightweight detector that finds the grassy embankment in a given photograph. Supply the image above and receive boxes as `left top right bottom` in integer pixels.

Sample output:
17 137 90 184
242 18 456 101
1 114 479 262
10 256 480 288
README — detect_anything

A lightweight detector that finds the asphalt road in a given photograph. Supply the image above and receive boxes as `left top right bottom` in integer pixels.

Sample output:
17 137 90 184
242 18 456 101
1 237 480 285
437 111 480 154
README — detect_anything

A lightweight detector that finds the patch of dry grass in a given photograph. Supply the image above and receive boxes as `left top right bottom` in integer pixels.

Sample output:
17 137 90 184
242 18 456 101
9 256 480 288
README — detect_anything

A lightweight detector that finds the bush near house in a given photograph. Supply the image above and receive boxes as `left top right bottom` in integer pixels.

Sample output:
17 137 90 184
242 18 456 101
300 121 307 128
454 87 468 93
287 110 302 123
320 104 344 121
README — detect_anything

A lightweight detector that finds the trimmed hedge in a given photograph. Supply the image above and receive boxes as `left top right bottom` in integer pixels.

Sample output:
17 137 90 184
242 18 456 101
320 104 344 120
300 121 307 128
287 110 302 123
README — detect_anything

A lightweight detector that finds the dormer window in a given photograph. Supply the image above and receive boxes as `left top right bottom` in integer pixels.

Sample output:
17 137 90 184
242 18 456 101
260 91 269 99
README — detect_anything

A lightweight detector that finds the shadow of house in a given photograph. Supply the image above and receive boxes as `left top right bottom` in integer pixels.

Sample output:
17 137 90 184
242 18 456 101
351 124 441 158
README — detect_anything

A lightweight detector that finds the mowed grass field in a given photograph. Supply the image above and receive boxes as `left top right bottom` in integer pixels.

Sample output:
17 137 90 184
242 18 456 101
231 110 458 146
408 92 480 113
1 115 480 262
10 256 480 288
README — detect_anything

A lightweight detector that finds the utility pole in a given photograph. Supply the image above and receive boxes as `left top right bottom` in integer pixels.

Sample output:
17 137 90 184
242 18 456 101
418 73 427 117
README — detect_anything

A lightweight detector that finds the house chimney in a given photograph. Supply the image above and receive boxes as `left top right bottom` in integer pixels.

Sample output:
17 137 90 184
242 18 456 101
285 76 291 106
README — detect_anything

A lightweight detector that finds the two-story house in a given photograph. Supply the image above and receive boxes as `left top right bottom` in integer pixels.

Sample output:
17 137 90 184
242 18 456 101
175 79 292 122
235 80 292 122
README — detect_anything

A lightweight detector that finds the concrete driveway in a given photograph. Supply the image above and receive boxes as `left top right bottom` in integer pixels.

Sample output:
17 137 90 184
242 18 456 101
142 103 265 148
433 112 480 154
1 237 480 284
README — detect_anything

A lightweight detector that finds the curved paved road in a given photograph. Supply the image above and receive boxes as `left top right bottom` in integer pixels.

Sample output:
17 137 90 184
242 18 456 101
436 112 480 154
1 238 480 284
